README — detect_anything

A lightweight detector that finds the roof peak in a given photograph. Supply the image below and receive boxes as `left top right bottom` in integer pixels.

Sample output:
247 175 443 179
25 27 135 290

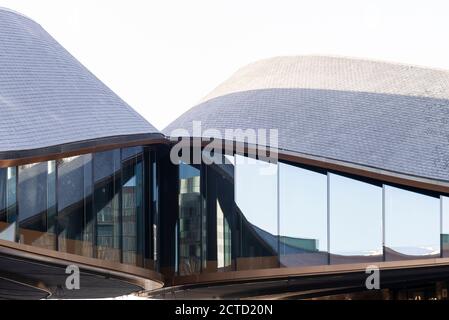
0 7 38 25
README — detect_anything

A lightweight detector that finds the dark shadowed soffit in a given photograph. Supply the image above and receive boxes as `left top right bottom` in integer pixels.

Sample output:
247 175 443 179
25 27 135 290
0 239 163 299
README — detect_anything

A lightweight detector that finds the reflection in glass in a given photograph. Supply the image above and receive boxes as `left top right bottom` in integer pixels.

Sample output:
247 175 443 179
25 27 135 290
18 162 56 249
329 173 383 264
57 155 93 256
203 154 235 272
279 163 328 267
0 167 17 241
443 196 449 257
385 185 440 260
121 147 144 266
235 155 278 270
94 150 121 262
178 162 202 275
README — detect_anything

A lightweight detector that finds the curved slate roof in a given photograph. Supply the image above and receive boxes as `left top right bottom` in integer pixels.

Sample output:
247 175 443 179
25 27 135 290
164 56 449 183
0 8 159 155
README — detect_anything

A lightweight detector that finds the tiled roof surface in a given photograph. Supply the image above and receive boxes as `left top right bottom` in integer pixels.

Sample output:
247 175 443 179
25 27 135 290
0 8 159 153
165 56 449 182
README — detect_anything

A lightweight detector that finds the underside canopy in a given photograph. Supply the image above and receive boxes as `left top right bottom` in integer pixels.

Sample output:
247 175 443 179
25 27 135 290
164 56 449 183
0 8 160 155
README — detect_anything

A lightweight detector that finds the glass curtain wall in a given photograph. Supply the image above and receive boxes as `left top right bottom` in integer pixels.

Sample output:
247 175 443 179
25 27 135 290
18 161 56 250
279 163 328 267
329 173 383 264
385 186 440 260
178 162 203 275
57 154 93 257
121 147 144 267
235 155 279 270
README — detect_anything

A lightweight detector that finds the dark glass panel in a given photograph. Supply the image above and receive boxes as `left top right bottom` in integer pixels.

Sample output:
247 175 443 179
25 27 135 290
18 162 56 249
57 155 93 257
203 154 235 272
94 149 121 262
329 173 383 264
385 185 440 260
121 147 144 267
279 163 328 267
0 167 17 241
235 155 279 270
178 162 202 275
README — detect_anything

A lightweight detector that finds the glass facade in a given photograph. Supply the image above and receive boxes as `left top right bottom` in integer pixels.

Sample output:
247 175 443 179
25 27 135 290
2 144 449 276
168 150 449 276
279 163 328 267
0 145 159 271
235 155 279 270
329 173 383 264
384 186 440 260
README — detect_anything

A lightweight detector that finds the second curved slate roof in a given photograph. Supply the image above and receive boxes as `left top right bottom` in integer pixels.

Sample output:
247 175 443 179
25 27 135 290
164 56 449 183
0 8 159 157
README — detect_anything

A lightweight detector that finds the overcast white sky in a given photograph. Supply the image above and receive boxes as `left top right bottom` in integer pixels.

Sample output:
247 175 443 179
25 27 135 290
0 0 448 130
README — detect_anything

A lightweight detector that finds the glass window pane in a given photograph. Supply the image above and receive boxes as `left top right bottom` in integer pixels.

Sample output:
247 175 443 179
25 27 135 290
329 173 383 264
235 155 278 270
57 155 93 257
279 163 328 267
121 147 144 267
203 154 235 273
385 185 440 260
442 196 449 257
94 149 121 262
18 162 56 250
178 162 202 275
0 167 17 241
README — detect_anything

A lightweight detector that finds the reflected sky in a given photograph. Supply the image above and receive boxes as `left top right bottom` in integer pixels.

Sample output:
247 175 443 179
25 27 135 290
330 173 382 255
279 163 327 251
385 185 440 255
235 154 278 235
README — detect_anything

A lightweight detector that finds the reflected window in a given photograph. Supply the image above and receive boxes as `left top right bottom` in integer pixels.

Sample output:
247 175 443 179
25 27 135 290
203 154 235 272
121 147 144 267
235 155 278 270
385 185 440 260
57 155 93 257
94 150 121 262
329 173 383 264
178 162 202 275
18 161 56 250
279 163 328 267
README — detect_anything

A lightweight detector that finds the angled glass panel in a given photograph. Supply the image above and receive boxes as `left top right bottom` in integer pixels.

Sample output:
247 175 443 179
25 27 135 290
57 154 93 257
385 185 440 260
18 161 56 250
203 154 235 273
279 163 328 267
0 167 17 242
329 173 383 264
121 147 144 267
94 149 121 262
235 154 278 270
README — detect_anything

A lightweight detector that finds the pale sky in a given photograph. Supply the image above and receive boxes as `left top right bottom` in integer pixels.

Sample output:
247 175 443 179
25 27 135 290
1 0 449 130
